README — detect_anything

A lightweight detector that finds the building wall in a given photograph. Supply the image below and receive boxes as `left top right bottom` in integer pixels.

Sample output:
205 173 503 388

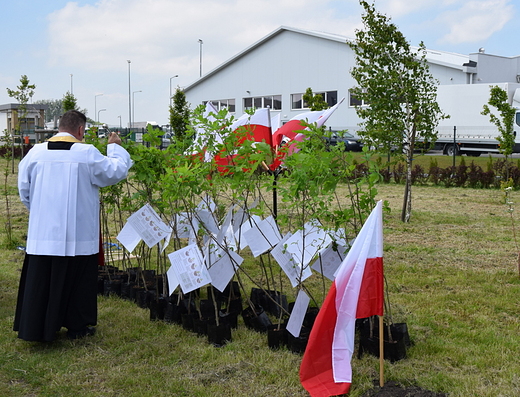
186 30 362 132
469 53 520 84
0 114 7 134
185 28 517 135
0 106 46 136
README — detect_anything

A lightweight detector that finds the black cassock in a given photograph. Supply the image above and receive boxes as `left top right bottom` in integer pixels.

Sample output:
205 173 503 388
14 253 98 342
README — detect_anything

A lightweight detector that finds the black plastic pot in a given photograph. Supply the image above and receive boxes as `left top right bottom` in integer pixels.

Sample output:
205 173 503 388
200 299 220 319
193 317 209 336
131 286 145 303
163 295 183 324
267 324 288 350
287 326 310 354
208 322 232 347
149 296 168 321
224 297 242 315
103 279 122 297
302 307 320 329
136 289 156 309
250 288 288 317
241 305 272 333
120 281 136 300
219 310 239 329
358 317 409 362
208 281 241 303
181 313 195 332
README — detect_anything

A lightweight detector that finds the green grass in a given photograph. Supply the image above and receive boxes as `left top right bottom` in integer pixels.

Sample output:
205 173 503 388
2 159 520 396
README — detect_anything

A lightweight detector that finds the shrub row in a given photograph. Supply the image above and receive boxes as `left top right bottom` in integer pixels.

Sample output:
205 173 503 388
359 157 520 189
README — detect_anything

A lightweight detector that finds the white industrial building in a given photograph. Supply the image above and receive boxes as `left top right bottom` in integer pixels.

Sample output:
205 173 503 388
184 26 520 135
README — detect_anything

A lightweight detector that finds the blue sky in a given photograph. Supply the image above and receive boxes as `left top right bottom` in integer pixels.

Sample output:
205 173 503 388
0 0 517 126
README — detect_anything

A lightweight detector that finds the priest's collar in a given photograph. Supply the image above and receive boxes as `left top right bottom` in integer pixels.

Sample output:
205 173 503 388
47 132 83 143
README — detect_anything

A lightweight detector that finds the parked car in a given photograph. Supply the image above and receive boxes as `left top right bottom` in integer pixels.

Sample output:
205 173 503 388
326 131 363 152
161 132 173 149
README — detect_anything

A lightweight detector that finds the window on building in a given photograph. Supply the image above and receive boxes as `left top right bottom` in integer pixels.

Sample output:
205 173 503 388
273 95 282 110
349 90 368 107
243 95 282 110
291 93 305 110
205 99 236 113
291 91 338 110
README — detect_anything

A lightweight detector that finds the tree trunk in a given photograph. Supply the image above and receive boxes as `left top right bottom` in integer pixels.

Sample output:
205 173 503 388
401 152 413 223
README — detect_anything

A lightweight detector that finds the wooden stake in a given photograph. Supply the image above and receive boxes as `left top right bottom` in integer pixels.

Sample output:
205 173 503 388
379 314 384 387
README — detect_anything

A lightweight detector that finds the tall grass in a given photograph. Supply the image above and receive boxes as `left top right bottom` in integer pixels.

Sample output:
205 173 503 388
1 160 520 396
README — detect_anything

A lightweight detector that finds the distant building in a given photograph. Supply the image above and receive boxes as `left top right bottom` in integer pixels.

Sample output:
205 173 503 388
0 103 47 136
184 26 520 135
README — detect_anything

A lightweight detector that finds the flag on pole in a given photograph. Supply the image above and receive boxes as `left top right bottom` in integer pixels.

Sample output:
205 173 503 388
270 98 345 170
229 107 272 146
300 200 384 397
214 108 272 174
271 110 325 148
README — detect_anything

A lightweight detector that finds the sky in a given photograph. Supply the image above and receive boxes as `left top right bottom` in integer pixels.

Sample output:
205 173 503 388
0 0 518 127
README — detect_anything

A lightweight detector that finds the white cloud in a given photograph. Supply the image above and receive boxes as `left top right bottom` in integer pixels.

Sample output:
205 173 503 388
436 0 514 44
46 0 361 82
378 0 440 18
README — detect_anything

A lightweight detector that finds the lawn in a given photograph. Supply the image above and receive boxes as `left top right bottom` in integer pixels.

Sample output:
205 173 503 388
1 156 520 396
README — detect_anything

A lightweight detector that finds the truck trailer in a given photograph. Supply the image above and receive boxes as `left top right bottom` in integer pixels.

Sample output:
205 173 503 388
432 83 520 156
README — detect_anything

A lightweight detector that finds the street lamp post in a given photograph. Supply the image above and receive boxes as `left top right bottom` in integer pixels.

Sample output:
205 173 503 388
132 90 142 129
169 75 179 107
70 74 73 94
127 60 131 129
95 93 103 124
198 39 203 77
98 109 106 124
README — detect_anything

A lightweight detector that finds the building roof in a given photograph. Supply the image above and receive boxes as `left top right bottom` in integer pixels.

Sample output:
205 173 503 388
184 26 469 92
0 103 48 112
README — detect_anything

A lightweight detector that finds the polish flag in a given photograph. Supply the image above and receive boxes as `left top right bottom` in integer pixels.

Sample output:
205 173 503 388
271 112 281 135
215 108 272 174
300 200 384 397
230 108 272 147
271 110 325 148
272 98 345 147
270 98 345 170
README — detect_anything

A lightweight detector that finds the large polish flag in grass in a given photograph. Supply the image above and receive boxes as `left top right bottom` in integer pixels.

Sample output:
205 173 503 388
300 200 384 397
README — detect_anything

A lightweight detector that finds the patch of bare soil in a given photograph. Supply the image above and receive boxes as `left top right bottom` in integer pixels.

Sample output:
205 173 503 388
361 381 447 397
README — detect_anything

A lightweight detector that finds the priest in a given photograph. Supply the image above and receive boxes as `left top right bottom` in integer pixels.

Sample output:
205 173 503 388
14 110 133 341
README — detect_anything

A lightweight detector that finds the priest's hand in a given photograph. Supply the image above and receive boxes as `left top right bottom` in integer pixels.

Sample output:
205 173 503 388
108 131 122 145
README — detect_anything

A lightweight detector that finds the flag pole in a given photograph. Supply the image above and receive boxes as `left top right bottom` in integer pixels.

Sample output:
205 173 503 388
379 315 384 387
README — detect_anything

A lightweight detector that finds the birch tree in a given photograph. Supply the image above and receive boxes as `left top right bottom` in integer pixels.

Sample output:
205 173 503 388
350 0 446 222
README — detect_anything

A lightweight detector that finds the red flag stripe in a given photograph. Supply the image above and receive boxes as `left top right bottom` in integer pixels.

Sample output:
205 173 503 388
299 282 351 397
356 256 384 318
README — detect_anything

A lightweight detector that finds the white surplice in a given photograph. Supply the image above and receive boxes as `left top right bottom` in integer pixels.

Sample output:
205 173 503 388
18 133 133 256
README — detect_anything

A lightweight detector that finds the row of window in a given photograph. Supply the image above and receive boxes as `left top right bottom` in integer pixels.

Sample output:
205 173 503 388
291 91 339 110
207 90 365 113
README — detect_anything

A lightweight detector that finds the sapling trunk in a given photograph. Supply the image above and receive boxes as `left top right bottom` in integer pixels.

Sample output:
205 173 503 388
209 286 219 326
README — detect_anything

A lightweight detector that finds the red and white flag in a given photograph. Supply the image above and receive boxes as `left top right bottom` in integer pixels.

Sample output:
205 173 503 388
215 108 272 174
229 107 272 146
300 200 384 397
271 110 325 148
270 98 345 170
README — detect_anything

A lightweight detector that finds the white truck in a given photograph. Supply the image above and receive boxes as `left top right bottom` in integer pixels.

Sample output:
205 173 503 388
432 83 520 156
